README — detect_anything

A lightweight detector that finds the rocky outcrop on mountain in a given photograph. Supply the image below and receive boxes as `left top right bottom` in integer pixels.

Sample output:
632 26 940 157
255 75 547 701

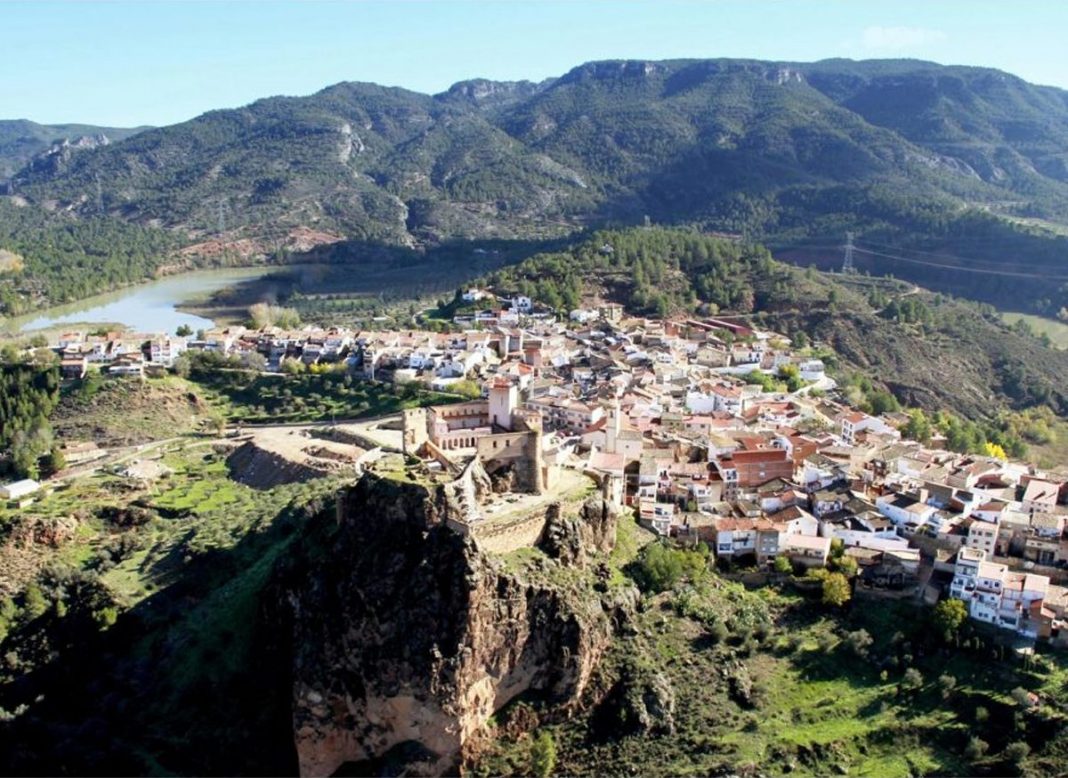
268 472 628 776
23 134 112 177
539 496 619 567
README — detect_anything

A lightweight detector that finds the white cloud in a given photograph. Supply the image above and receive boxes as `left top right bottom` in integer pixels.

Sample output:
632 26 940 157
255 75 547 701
861 26 948 51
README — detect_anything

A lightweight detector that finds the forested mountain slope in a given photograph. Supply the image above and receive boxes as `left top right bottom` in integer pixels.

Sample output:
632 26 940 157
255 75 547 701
0 120 148 180
480 227 1068 424
3 58 1068 313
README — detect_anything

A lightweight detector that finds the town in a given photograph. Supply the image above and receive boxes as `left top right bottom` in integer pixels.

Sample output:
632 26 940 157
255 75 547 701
5 283 1068 649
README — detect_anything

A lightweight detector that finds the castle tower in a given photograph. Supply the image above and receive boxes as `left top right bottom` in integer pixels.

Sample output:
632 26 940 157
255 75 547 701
488 379 517 431
402 408 429 456
606 399 622 455
524 413 546 494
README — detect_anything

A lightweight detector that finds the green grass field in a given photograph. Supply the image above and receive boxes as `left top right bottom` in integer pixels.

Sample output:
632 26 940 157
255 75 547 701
0 444 343 608
1002 312 1068 349
188 368 455 423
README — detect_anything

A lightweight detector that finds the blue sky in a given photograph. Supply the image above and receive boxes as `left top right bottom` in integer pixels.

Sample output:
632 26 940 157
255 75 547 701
3 0 1067 127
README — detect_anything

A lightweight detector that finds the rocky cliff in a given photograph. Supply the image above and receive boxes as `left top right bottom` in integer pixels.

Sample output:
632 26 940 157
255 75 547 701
268 471 628 776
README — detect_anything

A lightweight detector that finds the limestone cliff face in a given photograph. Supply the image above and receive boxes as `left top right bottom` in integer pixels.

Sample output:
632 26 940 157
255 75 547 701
269 473 624 776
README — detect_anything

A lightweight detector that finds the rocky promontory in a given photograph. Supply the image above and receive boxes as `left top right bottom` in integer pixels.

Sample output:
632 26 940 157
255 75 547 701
267 470 629 776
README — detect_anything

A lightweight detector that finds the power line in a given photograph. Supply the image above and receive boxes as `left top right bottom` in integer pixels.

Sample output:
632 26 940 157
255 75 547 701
842 232 856 274
856 238 1061 272
852 246 1068 281
770 237 1068 281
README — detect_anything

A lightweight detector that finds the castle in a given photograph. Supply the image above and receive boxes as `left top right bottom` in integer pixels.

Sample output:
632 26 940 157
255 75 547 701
403 378 553 495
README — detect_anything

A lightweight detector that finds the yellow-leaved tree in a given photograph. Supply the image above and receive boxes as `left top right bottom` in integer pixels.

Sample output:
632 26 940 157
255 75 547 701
983 441 1007 460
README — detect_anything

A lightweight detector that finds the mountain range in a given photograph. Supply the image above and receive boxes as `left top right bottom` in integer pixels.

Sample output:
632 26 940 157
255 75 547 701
0 120 149 180
3 57 1068 312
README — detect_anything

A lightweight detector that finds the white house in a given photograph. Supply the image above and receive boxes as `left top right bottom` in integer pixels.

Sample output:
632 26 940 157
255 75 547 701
714 518 758 557
639 500 675 536
407 349 441 370
798 359 826 382
839 411 897 445
876 493 938 531
1022 479 1059 516
781 533 832 568
831 528 910 554
950 547 1050 636
0 479 41 501
685 383 744 416
966 518 1000 557
149 337 188 366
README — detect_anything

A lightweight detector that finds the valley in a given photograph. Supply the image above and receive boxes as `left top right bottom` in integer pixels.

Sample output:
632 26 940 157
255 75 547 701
1 226 1067 777
4 58 1068 321
3 28 1068 778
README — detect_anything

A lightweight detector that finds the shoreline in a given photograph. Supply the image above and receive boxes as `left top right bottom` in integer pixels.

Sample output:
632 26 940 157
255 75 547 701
1 265 287 339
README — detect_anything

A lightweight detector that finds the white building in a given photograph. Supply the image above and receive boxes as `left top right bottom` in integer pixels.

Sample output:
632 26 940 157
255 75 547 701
149 337 188 366
487 380 518 431
876 493 938 532
685 384 744 416
798 359 826 382
839 411 897 445
0 479 41 500
966 518 1000 557
949 547 1050 637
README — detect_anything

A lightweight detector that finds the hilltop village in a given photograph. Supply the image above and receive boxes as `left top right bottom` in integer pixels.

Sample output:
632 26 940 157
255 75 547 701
9 286 1068 647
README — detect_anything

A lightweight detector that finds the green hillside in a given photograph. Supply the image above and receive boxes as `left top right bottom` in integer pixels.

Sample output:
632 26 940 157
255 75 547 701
481 227 1068 423
4 58 1068 314
0 120 148 179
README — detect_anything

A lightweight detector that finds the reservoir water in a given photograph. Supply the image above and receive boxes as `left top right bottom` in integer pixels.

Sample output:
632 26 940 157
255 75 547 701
3 266 277 335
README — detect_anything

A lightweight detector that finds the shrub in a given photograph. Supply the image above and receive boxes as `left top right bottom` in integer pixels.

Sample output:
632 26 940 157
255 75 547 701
450 379 483 399
530 731 557 778
708 618 729 645
901 668 924 692
635 543 707 593
1010 687 1034 708
938 674 957 699
932 598 967 638
843 628 873 659
964 737 989 762
832 554 858 577
821 572 851 607
1002 741 1030 767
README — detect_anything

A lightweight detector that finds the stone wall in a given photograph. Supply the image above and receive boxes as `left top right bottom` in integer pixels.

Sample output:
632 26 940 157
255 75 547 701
402 407 428 455
476 430 543 494
471 511 550 556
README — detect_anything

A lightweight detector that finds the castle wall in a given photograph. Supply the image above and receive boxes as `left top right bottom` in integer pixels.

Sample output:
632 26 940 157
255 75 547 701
476 430 544 494
471 511 549 555
401 408 428 455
